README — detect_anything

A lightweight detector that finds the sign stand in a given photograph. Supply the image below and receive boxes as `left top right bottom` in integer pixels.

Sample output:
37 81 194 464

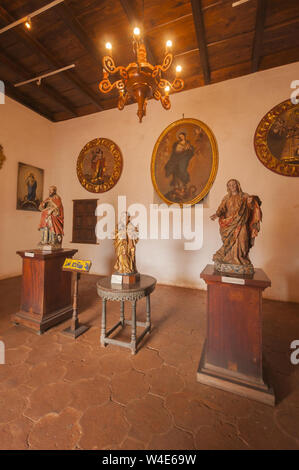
61 258 92 339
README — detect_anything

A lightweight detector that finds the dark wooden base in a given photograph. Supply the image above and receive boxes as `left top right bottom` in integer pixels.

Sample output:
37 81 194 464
122 273 140 285
61 324 90 339
12 248 77 334
197 341 275 406
12 305 73 335
199 265 275 406
112 272 140 285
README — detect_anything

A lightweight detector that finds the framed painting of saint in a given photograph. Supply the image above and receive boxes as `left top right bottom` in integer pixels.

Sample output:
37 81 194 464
151 118 219 205
16 162 44 212
76 138 123 193
254 99 299 177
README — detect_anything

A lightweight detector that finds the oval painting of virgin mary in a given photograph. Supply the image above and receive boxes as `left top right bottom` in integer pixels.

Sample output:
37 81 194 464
151 118 218 205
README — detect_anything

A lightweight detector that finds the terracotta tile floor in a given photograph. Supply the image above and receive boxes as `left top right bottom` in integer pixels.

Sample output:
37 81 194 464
0 274 299 450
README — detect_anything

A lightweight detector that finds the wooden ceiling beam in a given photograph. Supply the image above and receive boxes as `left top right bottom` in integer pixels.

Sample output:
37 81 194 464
190 0 210 85
55 1 102 67
2 79 55 121
146 0 234 33
177 15 299 51
265 14 299 33
0 45 78 117
0 5 104 111
119 0 157 65
252 0 267 72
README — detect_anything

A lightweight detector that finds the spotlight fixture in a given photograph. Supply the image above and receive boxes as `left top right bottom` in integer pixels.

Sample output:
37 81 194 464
14 64 75 88
99 28 184 123
24 17 32 30
232 0 250 6
0 0 65 35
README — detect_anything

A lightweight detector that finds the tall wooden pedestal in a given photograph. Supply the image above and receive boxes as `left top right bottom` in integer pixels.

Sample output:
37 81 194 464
198 265 275 406
12 249 78 334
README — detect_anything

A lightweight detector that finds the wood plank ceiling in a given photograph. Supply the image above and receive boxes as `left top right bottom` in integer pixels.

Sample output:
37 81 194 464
0 0 298 122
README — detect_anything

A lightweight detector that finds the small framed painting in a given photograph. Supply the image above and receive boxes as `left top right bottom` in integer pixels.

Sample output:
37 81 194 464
151 118 219 206
16 162 44 212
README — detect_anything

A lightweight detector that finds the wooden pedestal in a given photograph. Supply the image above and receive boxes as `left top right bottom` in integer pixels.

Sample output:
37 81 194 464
197 265 275 406
12 249 78 334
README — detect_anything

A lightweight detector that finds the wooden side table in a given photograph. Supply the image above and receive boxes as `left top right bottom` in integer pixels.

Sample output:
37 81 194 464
12 248 77 334
198 264 275 406
97 274 156 354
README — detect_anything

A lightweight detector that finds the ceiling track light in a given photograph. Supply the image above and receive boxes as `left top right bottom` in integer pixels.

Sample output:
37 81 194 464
232 0 251 7
0 0 65 35
14 64 76 88
24 17 32 30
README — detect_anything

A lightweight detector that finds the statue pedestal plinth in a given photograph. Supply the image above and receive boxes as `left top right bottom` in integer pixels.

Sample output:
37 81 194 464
111 272 140 286
198 264 275 406
12 248 78 334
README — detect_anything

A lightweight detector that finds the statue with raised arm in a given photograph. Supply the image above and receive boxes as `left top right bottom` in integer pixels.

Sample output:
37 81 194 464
210 179 262 275
38 185 64 250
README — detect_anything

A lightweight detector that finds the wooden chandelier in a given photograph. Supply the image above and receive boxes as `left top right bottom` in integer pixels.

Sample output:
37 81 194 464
99 29 184 123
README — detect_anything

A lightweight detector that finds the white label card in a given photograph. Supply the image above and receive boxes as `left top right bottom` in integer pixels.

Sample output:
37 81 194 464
24 252 35 258
111 274 123 284
221 276 245 285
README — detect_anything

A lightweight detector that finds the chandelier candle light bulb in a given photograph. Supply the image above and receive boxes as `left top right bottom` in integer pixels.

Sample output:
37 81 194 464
166 39 172 52
99 28 184 122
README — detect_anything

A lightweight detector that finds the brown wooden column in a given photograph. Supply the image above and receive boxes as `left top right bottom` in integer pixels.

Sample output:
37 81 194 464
197 264 275 406
12 248 77 334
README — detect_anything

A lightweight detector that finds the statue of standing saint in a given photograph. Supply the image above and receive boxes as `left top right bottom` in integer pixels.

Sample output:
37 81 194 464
113 212 139 283
210 179 262 275
38 185 64 250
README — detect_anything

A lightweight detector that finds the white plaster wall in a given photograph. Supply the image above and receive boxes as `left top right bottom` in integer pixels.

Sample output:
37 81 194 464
0 97 54 279
51 61 299 303
1 62 298 302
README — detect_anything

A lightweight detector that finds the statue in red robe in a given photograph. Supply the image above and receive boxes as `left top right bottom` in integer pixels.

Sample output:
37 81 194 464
38 185 64 249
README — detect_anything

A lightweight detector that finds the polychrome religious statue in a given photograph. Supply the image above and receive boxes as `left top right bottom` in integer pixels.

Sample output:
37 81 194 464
38 185 64 250
210 179 262 275
114 212 139 275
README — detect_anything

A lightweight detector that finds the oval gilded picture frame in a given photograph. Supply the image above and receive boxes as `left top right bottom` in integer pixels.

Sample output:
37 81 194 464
254 99 299 177
77 137 123 193
151 118 218 206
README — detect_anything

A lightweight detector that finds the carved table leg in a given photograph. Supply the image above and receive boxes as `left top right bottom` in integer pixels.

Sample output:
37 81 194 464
120 301 125 327
101 299 107 347
146 295 151 331
131 300 137 355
